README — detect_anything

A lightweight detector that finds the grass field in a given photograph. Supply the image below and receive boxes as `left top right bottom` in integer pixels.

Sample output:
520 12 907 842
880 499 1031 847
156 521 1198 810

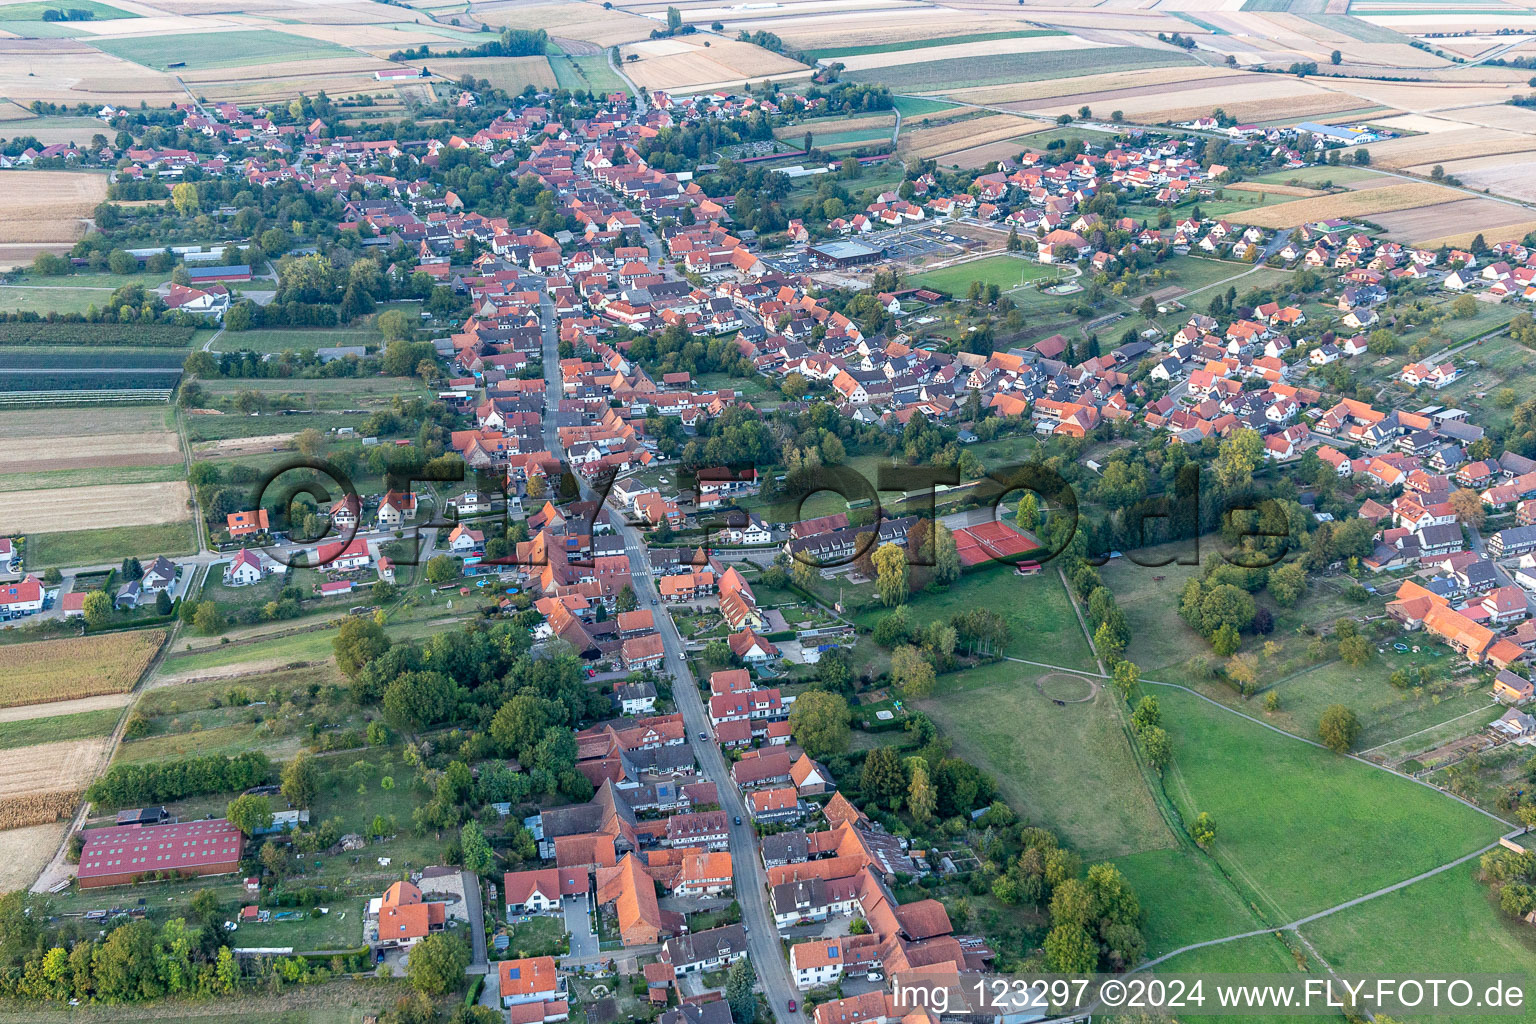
851 564 1098 670
0 463 183 492
93 30 357 71
892 96 961 117
0 284 114 315
29 520 196 568
549 53 627 96
920 659 1172 859
803 29 1063 61
846 47 1199 93
913 254 1062 296
213 327 379 354
0 631 163 709
1114 846 1268 956
0 706 120 749
1300 865 1536 1024
1156 686 1507 923
0 0 135 18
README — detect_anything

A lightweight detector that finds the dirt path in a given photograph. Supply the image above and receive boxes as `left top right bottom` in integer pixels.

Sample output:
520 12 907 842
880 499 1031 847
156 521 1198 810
0 692 132 724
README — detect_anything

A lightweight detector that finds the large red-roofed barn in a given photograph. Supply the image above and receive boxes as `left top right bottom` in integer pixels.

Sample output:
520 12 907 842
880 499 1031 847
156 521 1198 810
77 818 244 888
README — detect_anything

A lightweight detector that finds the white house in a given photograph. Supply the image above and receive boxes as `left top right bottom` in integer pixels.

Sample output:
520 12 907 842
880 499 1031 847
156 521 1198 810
0 575 44 617
448 524 485 554
223 549 267 587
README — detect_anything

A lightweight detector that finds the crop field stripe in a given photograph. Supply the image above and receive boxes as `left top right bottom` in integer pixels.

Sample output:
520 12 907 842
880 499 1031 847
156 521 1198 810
844 47 1200 93
804 29 1064 60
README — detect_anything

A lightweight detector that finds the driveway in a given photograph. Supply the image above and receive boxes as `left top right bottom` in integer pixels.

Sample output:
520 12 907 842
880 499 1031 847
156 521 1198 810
563 895 598 960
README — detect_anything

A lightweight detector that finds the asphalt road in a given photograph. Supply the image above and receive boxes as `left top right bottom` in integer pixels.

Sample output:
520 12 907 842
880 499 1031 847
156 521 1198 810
536 287 800 1023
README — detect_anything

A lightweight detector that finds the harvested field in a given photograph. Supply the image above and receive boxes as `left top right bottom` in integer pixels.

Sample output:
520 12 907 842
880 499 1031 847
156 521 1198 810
620 36 806 90
776 113 894 140
1358 127 1536 171
0 431 179 475
0 820 66 892
1418 219 1536 250
1415 152 1536 203
406 55 556 92
0 243 71 271
1226 181 1328 197
474 0 655 45
939 135 1040 169
1370 197 1536 244
0 739 106 792
0 169 106 244
0 39 183 106
1224 181 1463 229
1441 103 1536 134
0 480 189 534
901 113 1034 159
848 46 1199 92
942 65 1233 106
0 405 164 438
1017 75 1360 125
772 10 1019 50
0 631 164 709
0 114 113 144
0 691 132 724
831 33 1102 72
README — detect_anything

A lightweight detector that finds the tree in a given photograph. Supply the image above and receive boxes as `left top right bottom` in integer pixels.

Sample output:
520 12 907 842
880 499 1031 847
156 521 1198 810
407 933 470 996
81 590 112 627
377 308 417 342
1448 487 1486 528
1330 48 1342 64
1192 811 1217 848
1112 660 1139 698
384 670 456 733
1214 428 1264 490
906 757 936 823
460 821 493 875
260 840 287 878
1015 492 1040 532
334 616 389 678
171 182 199 216
424 554 459 585
490 694 551 759
861 745 905 808
873 541 908 607
1130 695 1161 733
154 589 173 616
1338 634 1372 667
1044 923 1098 973
1141 726 1171 769
932 523 960 586
193 601 225 635
1267 562 1307 607
615 585 638 613
281 751 320 808
225 794 272 837
787 690 851 758
890 645 936 698
295 428 325 458
725 958 757 1023
1453 293 1478 319
1318 703 1360 753
1211 622 1241 657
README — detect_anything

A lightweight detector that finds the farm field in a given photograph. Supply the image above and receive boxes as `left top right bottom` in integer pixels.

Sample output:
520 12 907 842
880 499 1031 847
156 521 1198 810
0 429 180 476
474 1 655 46
801 28 1061 60
1155 686 1507 923
92 29 359 70
919 659 1171 860
900 113 1037 160
213 326 381 353
619 36 808 91
404 55 556 93
847 46 1200 93
549 53 626 94
0 631 164 709
1227 181 1463 230
0 480 190 535
0 169 106 245
1369 196 1536 244
0 819 67 893
0 706 121 750
0 114 116 145
28 520 197 567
